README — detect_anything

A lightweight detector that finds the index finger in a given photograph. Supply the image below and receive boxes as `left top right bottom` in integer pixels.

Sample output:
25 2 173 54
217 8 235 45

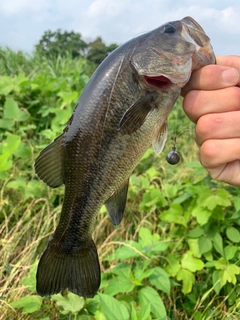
217 55 240 69
181 55 240 96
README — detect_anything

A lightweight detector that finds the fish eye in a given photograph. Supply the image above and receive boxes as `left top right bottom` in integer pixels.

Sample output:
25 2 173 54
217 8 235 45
163 24 176 34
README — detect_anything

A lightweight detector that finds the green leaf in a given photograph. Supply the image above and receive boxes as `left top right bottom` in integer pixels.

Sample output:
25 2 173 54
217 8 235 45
150 242 169 254
138 286 167 320
148 267 171 296
104 276 134 296
107 241 142 261
201 189 231 210
145 166 159 179
51 108 72 127
198 236 212 254
0 118 14 130
51 292 84 315
213 259 240 285
172 192 192 205
98 293 129 320
211 207 224 220
191 207 211 225
181 251 204 272
163 183 179 198
139 227 155 246
134 265 154 282
176 269 195 294
215 257 227 270
7 178 26 191
160 204 187 227
0 153 12 171
224 245 238 261
111 263 131 277
0 76 13 95
216 189 231 206
57 90 78 103
203 251 213 262
4 97 29 121
94 311 107 320
226 227 240 243
138 227 168 256
222 264 240 285
25 180 43 199
15 73 28 86
10 295 42 314
165 254 181 277
212 270 222 294
130 302 138 320
85 296 99 314
187 226 204 238
3 134 21 155
193 311 203 320
15 141 31 158
213 233 224 256
22 261 38 292
138 304 151 320
187 238 201 258
139 188 167 210
233 196 240 212
0 170 8 180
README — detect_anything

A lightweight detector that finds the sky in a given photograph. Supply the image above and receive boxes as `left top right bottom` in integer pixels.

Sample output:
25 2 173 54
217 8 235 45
0 0 240 56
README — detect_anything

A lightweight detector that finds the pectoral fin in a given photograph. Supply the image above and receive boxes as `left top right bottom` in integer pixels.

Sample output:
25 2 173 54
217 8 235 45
152 121 168 154
105 179 129 226
118 93 157 135
34 134 65 188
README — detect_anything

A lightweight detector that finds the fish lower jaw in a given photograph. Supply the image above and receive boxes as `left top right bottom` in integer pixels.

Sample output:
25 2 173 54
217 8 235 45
143 75 172 90
142 71 191 90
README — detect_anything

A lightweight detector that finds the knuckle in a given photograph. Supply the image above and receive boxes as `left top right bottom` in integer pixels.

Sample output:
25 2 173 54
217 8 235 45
199 140 219 165
196 115 213 138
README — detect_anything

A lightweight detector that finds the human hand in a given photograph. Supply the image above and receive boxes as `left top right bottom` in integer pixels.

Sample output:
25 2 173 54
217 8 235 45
182 56 240 186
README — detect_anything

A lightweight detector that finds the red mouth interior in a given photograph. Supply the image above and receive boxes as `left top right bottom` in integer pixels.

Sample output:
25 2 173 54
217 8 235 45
144 75 172 89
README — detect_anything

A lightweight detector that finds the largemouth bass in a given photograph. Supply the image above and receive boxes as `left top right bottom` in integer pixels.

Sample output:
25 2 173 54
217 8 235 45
35 16 215 298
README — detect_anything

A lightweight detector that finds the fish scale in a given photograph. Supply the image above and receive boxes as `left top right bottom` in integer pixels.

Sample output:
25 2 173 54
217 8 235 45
35 16 215 298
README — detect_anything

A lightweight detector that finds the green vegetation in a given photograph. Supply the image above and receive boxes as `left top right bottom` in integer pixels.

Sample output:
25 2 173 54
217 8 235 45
1 47 240 320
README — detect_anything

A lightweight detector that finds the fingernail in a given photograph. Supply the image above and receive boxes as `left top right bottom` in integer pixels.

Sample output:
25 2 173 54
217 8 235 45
222 68 239 85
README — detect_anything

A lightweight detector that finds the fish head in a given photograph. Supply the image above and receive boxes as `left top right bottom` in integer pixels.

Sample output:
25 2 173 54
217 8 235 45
130 16 215 90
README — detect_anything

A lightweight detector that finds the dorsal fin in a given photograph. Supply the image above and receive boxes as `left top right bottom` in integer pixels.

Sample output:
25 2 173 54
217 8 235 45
34 134 65 188
105 179 129 226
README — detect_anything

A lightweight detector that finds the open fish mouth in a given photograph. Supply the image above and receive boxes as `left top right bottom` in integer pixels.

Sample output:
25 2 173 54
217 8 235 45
143 75 172 90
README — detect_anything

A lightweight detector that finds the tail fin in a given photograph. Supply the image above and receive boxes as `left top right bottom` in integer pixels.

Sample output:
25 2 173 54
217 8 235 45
36 239 100 298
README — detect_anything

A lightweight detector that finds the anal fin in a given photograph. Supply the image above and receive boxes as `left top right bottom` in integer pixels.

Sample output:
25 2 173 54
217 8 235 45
105 179 129 226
